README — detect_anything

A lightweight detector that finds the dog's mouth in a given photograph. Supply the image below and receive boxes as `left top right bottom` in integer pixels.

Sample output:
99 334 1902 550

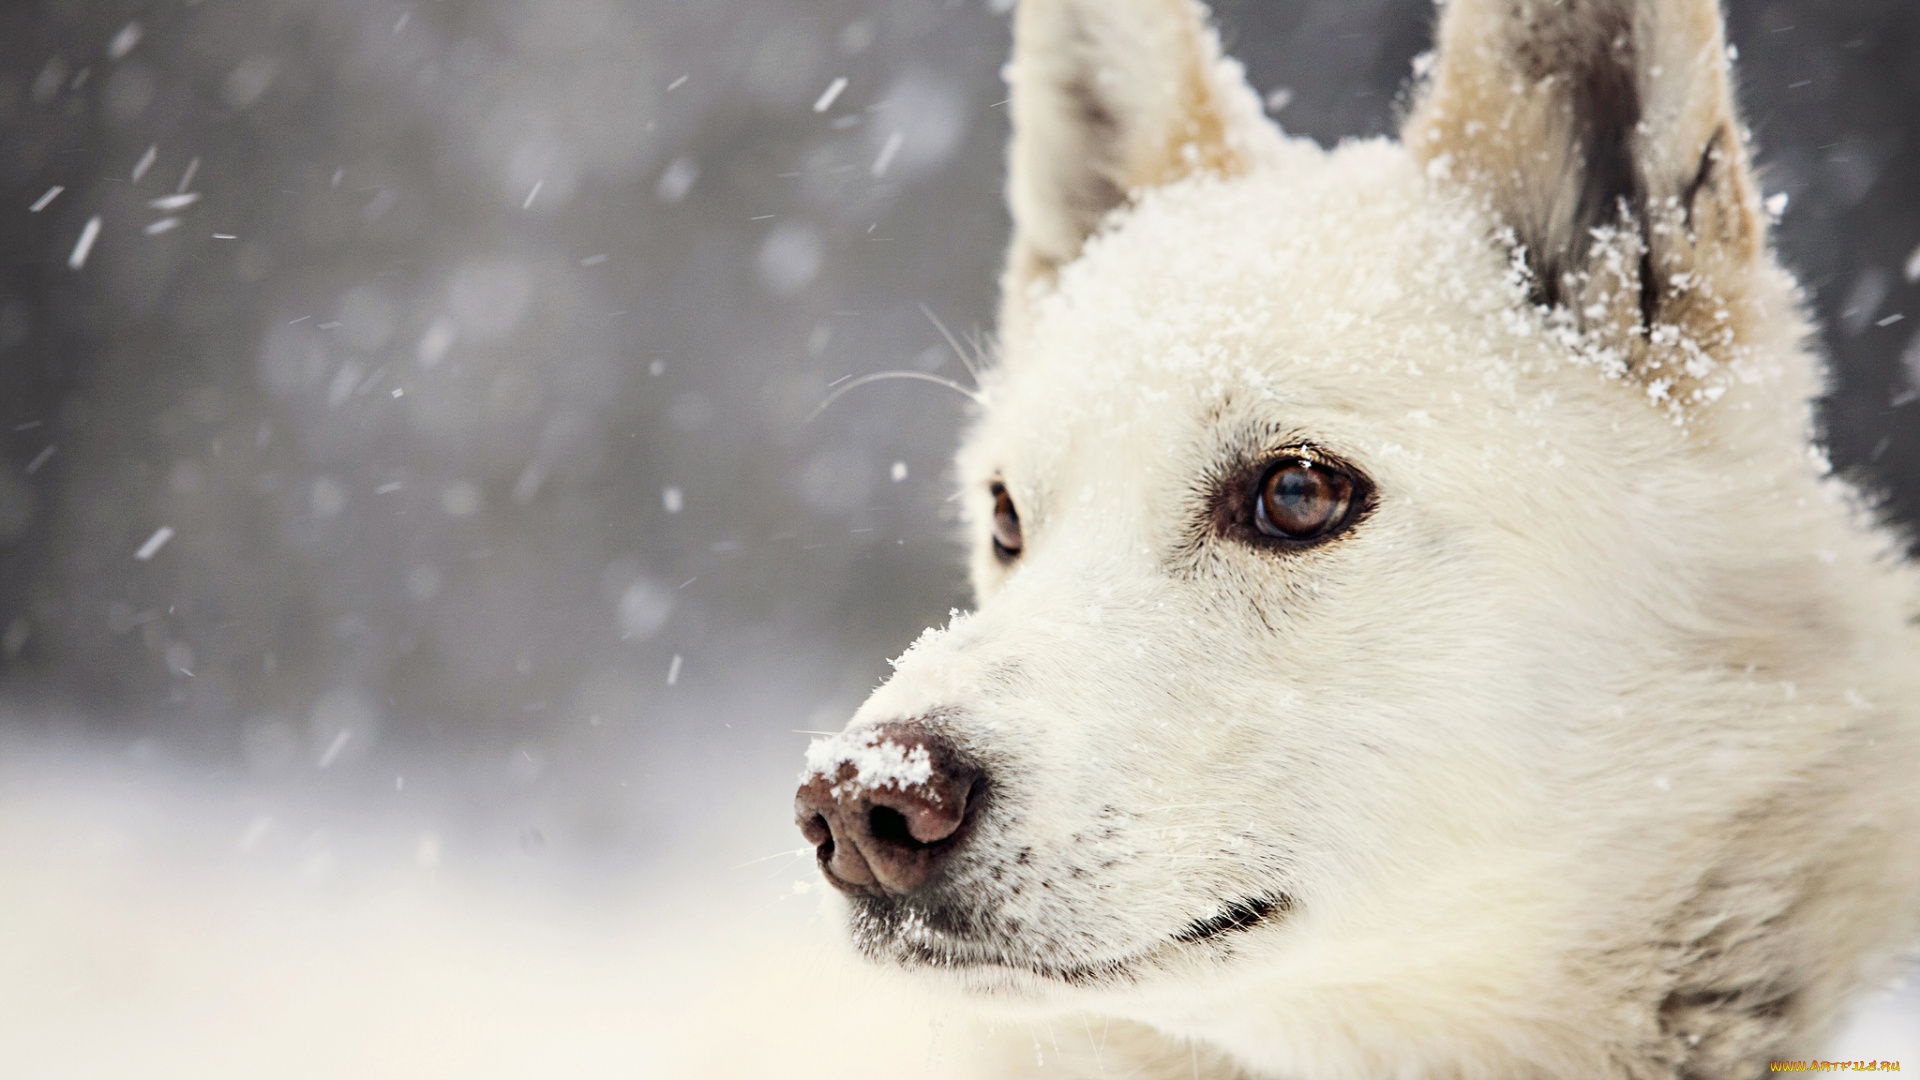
1172 893 1291 944
852 890 1292 987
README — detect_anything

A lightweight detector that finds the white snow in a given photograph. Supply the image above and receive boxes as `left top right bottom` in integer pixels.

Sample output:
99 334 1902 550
802 727 935 798
28 186 62 212
812 77 849 113
655 156 698 204
0 745 992 1079
133 525 174 561
316 729 351 769
131 144 157 182
440 482 481 518
871 131 904 177
416 316 455 368
755 222 823 295
68 215 101 270
224 56 277 108
617 577 672 639
107 21 142 60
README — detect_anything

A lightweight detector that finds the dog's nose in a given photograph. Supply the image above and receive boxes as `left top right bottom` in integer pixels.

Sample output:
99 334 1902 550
795 722 982 897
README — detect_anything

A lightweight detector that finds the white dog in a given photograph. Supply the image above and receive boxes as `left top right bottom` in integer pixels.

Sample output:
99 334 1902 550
794 0 1920 1076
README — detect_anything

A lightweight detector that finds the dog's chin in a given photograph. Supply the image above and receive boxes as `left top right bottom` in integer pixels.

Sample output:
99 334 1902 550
864 939 1149 1000
844 891 1291 998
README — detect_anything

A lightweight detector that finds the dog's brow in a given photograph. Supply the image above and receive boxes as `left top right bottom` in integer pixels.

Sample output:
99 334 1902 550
1208 419 1315 474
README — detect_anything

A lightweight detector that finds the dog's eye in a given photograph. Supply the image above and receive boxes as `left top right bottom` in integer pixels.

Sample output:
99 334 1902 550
1255 459 1354 541
990 483 1023 560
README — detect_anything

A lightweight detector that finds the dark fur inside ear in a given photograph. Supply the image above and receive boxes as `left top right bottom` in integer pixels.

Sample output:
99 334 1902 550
1053 17 1130 250
1680 125 1727 233
1513 1 1646 313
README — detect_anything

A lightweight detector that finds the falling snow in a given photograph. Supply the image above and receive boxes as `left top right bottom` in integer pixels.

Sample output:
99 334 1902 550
871 131 904 177
132 525 173 561
107 21 142 60
67 215 101 269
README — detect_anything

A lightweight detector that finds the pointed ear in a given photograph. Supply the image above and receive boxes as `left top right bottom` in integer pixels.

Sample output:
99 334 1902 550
1404 0 1775 408
1003 0 1262 293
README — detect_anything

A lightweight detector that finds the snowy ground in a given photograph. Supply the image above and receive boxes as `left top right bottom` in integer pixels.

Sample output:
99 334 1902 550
0 734 1913 1078
0 727 950 1078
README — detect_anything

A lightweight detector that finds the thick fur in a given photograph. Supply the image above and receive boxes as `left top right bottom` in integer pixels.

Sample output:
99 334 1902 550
806 0 1920 1077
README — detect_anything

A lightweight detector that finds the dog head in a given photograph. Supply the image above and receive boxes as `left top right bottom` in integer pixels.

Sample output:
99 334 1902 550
796 0 1890 1062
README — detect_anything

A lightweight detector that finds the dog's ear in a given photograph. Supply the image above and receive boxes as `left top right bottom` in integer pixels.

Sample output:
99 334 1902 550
1002 0 1261 297
1405 0 1780 410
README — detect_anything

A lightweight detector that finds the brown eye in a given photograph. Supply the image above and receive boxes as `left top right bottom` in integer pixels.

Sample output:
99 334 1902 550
990 483 1023 560
1256 459 1354 541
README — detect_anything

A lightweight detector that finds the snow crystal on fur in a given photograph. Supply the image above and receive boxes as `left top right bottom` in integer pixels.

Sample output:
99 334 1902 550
803 729 934 797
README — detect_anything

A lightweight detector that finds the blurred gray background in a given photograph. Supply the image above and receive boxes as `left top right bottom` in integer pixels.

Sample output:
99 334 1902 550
0 0 1916 875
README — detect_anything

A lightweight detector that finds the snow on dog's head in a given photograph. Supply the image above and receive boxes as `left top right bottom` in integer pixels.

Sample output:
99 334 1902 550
797 0 1920 1073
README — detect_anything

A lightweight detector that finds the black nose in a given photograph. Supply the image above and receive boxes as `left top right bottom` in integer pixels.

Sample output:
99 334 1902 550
794 721 983 897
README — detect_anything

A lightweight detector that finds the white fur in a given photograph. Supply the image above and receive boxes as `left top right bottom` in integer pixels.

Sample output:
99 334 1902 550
811 1 1920 1077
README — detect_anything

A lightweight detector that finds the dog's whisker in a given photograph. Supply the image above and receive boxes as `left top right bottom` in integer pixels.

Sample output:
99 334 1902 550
1133 831 1267 842
807 370 986 422
919 302 985 387
963 326 995 376
733 847 814 868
